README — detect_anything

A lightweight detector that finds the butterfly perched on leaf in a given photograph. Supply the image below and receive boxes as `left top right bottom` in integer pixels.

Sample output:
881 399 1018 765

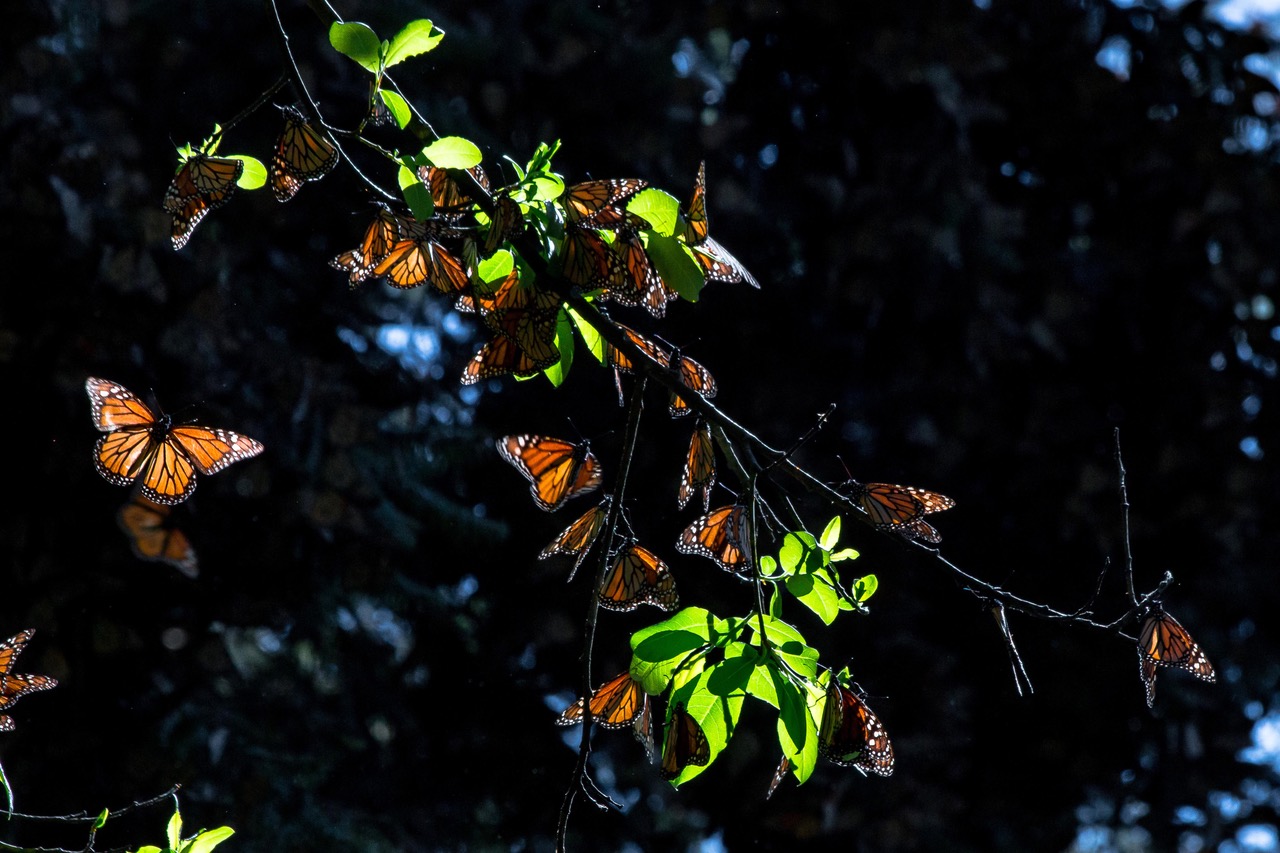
562 178 648 230
419 163 490 211
473 267 562 365
599 542 679 612
819 676 894 777
661 701 711 782
558 226 628 290
676 504 752 577
557 670 654 758
460 334 559 385
1137 605 1216 708
841 480 955 543
677 161 759 289
117 494 199 578
370 214 471 293
330 204 403 288
164 149 244 250
496 435 603 512
86 377 265 506
604 230 678 318
269 105 338 202
0 629 58 733
679 420 716 512
539 498 610 581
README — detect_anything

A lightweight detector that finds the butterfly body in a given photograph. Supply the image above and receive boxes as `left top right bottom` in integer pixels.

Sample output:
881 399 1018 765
496 435 602 512
539 499 609 581
678 421 716 511
86 377 264 505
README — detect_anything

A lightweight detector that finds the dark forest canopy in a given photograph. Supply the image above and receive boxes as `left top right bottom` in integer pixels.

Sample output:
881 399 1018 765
3 0 1280 850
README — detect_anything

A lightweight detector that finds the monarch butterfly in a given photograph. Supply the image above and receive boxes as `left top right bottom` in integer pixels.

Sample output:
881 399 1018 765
371 217 471 293
605 323 672 374
633 688 656 762
819 677 894 777
418 164 491 211
766 755 792 800
539 498 610 581
473 267 562 364
269 105 338 202
558 226 628 290
842 480 955 544
460 334 559 386
86 377 264 506
164 150 244 250
117 494 199 579
496 434 603 512
679 420 716 512
556 670 646 729
677 161 759 288
661 701 711 781
604 231 678 319
676 504 753 577
483 195 525 257
668 350 718 418
0 629 58 733
1137 606 1216 708
562 178 648 229
330 204 402 288
599 542 680 612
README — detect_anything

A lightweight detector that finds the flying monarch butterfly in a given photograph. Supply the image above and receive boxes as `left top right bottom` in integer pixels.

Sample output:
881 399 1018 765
460 334 559 386
0 629 58 733
86 377 265 506
117 494 199 579
329 204 402 288
371 216 471 293
668 349 718 418
676 161 760 289
473 267 562 364
599 542 679 612
496 434 603 512
676 504 753 577
562 178 648 229
661 701 711 782
556 670 646 729
164 150 244 250
841 480 955 544
819 676 894 777
269 105 339 202
1137 606 1216 708
766 755 792 800
679 420 716 512
418 164 491 211
558 226 628 290
539 498 610 581
482 195 525 257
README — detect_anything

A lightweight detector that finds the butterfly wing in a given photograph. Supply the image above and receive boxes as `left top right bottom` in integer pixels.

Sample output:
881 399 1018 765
330 206 402 288
599 543 679 612
539 500 609 581
270 106 338 202
496 435 603 512
164 153 243 250
556 671 644 729
1137 608 1216 708
675 505 752 576
559 227 628 290
0 630 57 716
661 702 711 781
562 178 648 229
460 334 558 385
766 755 792 800
678 421 716 511
668 354 717 417
483 195 525 257
606 323 671 374
86 377 161 432
117 496 199 578
819 679 894 777
169 425 265 476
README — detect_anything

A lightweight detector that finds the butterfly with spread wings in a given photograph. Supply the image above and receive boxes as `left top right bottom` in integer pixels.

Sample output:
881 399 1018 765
678 420 716 512
819 676 894 777
0 629 58 733
676 161 759 289
539 498 610 581
418 164 491 211
599 542 679 612
562 178 648 230
86 377 264 506
473 267 562 365
667 349 718 418
370 215 471 293
557 670 653 759
604 230 678 318
330 204 403 289
164 150 244 250
496 435 603 512
460 334 559 385
676 504 753 577
269 105 338 202
1137 605 1216 708
117 494 199 578
661 701 711 782
842 479 955 544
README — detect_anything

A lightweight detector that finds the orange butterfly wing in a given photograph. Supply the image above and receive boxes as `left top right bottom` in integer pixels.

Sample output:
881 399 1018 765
482 195 524 257
562 178 648 229
117 496 199 578
845 481 954 540
460 334 558 385
496 435 603 511
269 105 338 202
599 543 679 612
678 420 716 512
819 678 894 777
661 702 710 781
539 499 610 581
420 164 490 210
1137 608 1216 707
559 227 628 290
675 504 752 577
556 671 645 728
164 152 243 250
675 161 760 288
668 353 717 417
0 630 58 726
606 323 671 374
330 206 402 288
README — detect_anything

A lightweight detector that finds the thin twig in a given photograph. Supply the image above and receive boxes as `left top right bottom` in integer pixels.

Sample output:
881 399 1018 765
1114 428 1138 607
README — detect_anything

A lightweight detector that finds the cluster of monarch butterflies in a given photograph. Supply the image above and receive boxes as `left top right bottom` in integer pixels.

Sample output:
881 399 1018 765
0 630 57 733
165 105 338 249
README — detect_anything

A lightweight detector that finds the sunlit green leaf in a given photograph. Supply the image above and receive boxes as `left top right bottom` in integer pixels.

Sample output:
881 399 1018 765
831 547 859 562
477 250 514 283
567 307 604 362
820 516 841 550
167 808 182 850
541 310 574 387
94 808 109 830
530 174 565 202
0 760 11 817
787 568 841 625
853 574 878 603
768 582 783 618
329 21 382 72
646 234 704 301
379 90 412 129
665 669 743 786
383 19 443 69
421 136 483 169
627 189 679 237
753 616 819 678
182 826 235 853
398 164 433 220
707 645 757 696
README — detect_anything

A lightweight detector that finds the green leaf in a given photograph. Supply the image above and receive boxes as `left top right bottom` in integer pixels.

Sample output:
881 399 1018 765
530 174 565 202
759 554 779 578
167 807 182 850
665 670 743 786
830 547 859 562
753 616 819 679
383 19 443 69
627 189 679 236
398 165 434 220
219 155 266 190
541 310 574 386
421 136 483 169
768 582 783 618
646 234 704 302
567 307 604 363
632 629 707 664
133 847 164 853
786 568 841 625
329 21 382 73
182 826 235 853
853 574 878 603
0 759 11 817
707 645 757 696
477 250 514 283
94 808 109 830
379 90 412 129
820 516 841 550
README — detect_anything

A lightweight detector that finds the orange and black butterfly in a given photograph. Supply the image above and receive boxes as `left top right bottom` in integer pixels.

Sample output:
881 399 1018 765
164 150 243 250
605 323 672 374
557 670 647 729
371 216 471 293
269 105 338 202
676 504 752 577
419 164 490 211
661 701 711 781
473 267 562 364
330 204 402 288
842 480 955 544
599 542 679 612
460 334 559 385
562 178 648 229
679 420 716 512
496 434 603 512
668 350 718 417
558 227 628 290
482 195 525 257
605 230 678 318
766 755 792 800
819 676 894 777
117 494 199 578
539 498 610 581
1137 605 1216 708
0 629 58 733
86 377 264 506
676 161 759 288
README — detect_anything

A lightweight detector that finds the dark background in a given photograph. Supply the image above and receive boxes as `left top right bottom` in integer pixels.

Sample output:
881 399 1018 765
2 0 1277 850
